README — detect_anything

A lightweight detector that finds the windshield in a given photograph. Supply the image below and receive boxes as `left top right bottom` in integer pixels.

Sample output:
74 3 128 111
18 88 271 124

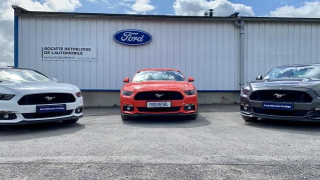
264 65 320 80
0 69 50 82
132 70 185 82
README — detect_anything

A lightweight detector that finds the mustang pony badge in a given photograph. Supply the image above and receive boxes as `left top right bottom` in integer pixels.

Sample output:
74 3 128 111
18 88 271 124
155 94 164 98
274 93 286 98
45 96 56 101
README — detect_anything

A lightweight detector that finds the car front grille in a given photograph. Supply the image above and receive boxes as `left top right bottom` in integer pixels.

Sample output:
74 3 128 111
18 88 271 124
18 93 76 105
137 107 181 112
252 107 309 117
250 90 312 103
22 110 73 119
134 91 184 101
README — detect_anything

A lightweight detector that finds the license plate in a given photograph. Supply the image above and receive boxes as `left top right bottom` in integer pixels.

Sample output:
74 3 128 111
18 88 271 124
37 104 66 113
147 102 171 108
262 102 293 111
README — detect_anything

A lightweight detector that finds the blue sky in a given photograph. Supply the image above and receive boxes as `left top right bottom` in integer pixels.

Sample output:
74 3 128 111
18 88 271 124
76 0 306 16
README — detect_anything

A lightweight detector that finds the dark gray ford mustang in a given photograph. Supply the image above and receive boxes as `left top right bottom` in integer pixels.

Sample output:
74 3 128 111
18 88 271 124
240 64 320 122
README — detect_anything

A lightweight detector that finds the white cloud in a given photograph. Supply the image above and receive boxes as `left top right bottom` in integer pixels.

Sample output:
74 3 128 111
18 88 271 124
43 0 81 11
173 0 254 16
132 0 154 12
87 0 116 8
270 1 320 17
0 0 81 66
120 0 155 14
101 0 111 5
126 11 137 14
119 2 132 7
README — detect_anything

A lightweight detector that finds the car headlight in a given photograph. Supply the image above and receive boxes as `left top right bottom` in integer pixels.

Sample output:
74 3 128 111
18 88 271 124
184 90 196 95
0 94 15 100
122 90 133 96
75 92 82 97
241 84 252 95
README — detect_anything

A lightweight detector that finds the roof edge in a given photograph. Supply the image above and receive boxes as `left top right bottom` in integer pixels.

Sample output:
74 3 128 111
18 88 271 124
12 5 28 12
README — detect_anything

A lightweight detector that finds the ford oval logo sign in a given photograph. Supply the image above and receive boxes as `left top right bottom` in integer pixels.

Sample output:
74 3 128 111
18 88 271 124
113 29 152 46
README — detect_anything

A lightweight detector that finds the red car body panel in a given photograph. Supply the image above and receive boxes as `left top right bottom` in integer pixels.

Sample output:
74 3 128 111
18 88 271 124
120 69 198 116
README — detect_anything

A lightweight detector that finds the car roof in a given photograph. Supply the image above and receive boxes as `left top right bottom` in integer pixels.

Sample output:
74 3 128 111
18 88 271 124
137 68 181 73
0 67 49 77
0 67 33 70
277 63 320 68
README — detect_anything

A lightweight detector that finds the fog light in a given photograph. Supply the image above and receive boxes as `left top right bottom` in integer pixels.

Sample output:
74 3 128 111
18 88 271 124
241 103 251 112
0 112 17 120
75 106 83 114
184 104 195 111
3 114 9 119
123 105 134 112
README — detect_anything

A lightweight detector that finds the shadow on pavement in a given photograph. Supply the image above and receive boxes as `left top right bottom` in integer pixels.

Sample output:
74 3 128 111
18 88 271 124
83 105 240 117
84 107 120 117
122 115 211 128
199 104 239 113
245 118 320 134
0 122 85 141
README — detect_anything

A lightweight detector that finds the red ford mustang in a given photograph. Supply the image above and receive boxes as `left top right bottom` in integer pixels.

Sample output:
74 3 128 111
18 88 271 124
120 69 198 120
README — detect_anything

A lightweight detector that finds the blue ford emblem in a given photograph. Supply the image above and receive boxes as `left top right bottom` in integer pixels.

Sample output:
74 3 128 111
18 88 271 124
113 29 152 46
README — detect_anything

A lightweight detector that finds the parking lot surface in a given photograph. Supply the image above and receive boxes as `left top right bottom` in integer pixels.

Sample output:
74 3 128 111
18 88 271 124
1 105 320 179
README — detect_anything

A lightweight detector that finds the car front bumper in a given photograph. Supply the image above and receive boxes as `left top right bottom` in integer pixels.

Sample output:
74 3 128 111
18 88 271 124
240 93 320 122
0 115 82 125
121 112 197 117
120 93 198 116
0 97 84 125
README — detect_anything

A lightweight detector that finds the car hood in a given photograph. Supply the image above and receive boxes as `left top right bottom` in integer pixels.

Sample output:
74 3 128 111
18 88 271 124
250 78 320 91
0 81 78 95
124 81 195 92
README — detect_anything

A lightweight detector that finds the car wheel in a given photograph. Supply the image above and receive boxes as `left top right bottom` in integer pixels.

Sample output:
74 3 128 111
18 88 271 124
187 113 198 120
63 118 79 124
121 115 132 121
242 115 258 122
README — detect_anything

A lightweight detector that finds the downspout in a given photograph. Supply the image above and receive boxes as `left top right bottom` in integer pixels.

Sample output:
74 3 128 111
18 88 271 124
234 20 245 89
13 7 19 68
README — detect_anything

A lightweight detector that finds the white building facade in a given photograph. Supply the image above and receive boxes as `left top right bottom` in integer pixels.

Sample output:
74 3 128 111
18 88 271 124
13 6 320 106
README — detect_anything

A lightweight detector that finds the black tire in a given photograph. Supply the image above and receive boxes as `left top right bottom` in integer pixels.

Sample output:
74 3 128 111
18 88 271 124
242 115 258 122
187 113 198 120
121 115 132 121
63 118 79 124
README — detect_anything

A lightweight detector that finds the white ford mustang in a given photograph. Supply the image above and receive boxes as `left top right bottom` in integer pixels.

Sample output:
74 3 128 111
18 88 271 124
0 68 83 125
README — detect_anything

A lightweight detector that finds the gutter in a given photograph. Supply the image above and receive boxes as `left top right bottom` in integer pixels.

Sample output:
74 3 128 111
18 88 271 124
13 5 28 68
13 8 19 67
234 20 245 89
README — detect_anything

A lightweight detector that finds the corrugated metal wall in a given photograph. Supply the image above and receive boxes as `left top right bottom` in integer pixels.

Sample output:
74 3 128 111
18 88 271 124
244 22 320 83
18 17 240 91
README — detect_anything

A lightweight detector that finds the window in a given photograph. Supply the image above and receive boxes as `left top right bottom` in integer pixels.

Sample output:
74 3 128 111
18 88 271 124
0 69 50 82
264 65 320 80
132 71 185 82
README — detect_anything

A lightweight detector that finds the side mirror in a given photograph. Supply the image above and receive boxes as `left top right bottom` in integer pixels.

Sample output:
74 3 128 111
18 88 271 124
52 78 59 83
123 77 129 83
256 75 263 80
188 77 194 82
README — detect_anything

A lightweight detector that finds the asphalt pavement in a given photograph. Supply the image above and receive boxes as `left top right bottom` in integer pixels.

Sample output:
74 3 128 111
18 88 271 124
1 105 320 179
